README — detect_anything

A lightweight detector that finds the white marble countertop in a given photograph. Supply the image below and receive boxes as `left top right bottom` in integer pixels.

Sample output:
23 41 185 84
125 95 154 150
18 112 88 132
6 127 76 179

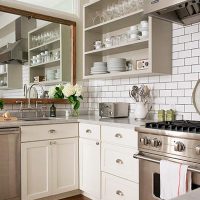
0 115 146 128
172 189 200 200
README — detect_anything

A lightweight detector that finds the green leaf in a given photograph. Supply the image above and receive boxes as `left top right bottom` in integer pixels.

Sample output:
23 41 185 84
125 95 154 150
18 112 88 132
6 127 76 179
68 96 75 104
74 100 80 110
79 95 83 100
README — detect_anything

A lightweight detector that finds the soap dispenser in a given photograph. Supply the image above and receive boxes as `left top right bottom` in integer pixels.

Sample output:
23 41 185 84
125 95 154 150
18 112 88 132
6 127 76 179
50 103 56 117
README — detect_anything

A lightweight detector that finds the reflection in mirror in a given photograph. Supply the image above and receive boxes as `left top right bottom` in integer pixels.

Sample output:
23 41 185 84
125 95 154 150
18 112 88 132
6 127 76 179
0 11 73 98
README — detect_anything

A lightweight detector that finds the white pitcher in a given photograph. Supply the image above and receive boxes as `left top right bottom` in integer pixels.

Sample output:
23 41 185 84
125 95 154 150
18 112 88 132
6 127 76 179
134 102 148 120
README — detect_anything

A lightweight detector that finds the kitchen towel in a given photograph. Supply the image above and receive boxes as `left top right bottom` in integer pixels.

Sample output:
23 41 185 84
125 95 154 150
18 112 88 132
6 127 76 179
160 160 191 200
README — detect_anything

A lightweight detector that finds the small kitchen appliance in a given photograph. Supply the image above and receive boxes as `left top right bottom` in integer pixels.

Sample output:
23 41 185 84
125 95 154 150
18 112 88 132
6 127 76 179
99 102 129 118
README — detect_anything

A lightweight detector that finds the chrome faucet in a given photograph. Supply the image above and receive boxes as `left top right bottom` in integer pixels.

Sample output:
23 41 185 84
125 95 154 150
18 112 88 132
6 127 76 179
27 83 45 108
24 84 28 98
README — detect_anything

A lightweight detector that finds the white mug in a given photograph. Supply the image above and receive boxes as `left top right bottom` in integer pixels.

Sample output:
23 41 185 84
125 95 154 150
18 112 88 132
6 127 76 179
141 31 149 37
140 20 148 27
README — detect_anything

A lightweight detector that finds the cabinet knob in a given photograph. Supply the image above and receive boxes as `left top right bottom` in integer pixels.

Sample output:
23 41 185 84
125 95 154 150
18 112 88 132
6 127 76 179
116 159 123 165
48 129 56 134
116 190 124 196
115 133 123 139
86 129 92 134
96 142 100 145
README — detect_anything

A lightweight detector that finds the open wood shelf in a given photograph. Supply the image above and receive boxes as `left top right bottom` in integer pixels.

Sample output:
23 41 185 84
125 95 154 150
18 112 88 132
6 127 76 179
85 9 144 34
30 59 60 68
85 38 148 56
29 38 60 51
83 0 172 80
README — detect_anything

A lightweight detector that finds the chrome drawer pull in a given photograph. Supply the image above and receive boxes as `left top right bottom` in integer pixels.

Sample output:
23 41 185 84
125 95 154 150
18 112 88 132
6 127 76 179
49 141 56 145
116 159 123 165
116 190 124 196
86 129 92 134
48 129 56 134
115 133 123 138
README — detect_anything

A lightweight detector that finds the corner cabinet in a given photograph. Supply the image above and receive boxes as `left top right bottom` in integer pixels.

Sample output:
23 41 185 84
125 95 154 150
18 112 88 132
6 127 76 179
21 124 79 200
83 0 172 79
28 23 72 85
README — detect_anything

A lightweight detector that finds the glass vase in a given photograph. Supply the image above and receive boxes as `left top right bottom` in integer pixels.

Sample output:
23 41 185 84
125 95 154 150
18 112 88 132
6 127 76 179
70 104 79 117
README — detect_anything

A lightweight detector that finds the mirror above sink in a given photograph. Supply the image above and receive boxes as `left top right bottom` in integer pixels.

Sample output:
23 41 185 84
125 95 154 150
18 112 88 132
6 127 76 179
0 7 76 104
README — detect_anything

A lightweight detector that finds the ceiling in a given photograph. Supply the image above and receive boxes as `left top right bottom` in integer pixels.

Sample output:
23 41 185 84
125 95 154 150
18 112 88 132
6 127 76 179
15 0 75 13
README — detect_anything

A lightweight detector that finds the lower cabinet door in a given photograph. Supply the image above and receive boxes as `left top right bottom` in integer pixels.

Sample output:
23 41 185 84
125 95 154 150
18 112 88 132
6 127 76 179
79 138 101 199
102 172 139 200
52 138 78 194
21 141 52 200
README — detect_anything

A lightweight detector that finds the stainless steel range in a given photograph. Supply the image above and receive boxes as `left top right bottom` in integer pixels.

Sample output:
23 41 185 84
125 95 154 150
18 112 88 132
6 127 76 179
134 121 200 200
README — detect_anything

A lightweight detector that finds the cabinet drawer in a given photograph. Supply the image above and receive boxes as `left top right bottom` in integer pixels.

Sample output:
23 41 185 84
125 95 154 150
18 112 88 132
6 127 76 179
21 123 78 142
101 126 138 148
102 172 139 200
79 123 100 140
101 144 139 182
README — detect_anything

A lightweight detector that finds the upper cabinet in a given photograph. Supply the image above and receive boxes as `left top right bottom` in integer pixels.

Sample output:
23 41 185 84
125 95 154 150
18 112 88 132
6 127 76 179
83 0 172 79
28 23 72 85
0 64 22 90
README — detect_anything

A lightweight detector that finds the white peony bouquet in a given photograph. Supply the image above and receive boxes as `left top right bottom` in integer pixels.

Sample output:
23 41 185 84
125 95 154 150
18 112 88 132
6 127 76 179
49 83 83 116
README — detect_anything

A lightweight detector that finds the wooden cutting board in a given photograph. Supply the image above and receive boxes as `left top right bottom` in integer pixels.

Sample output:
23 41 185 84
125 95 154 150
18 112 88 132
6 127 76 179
0 117 18 122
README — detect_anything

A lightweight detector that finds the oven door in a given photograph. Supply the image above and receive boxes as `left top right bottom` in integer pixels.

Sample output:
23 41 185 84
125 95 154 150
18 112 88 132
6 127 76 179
138 154 200 200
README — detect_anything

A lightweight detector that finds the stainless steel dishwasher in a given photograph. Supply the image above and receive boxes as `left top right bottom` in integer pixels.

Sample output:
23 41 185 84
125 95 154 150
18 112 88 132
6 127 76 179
0 127 20 200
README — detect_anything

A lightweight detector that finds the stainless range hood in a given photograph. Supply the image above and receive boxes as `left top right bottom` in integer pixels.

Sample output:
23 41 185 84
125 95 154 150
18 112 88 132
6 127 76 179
0 17 36 64
144 0 200 25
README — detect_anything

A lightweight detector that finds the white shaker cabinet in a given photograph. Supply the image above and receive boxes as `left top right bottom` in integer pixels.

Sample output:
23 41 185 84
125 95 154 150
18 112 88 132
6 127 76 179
52 138 78 195
79 123 101 200
21 140 52 200
21 124 79 200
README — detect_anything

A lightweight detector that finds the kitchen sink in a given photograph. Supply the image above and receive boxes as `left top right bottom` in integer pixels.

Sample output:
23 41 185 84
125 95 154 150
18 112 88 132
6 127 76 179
20 117 56 121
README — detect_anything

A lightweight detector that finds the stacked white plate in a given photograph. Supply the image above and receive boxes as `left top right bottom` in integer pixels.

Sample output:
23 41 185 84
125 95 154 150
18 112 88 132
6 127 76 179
107 58 126 72
91 62 108 74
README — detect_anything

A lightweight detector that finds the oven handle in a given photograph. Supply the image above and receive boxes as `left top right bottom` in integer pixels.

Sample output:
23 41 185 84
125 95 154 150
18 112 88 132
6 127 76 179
133 154 200 173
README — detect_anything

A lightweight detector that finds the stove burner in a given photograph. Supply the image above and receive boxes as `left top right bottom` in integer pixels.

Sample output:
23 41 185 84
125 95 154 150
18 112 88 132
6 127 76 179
145 120 200 133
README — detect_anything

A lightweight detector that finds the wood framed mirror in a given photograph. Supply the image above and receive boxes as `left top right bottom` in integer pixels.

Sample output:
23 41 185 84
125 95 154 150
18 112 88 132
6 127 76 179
0 1 76 104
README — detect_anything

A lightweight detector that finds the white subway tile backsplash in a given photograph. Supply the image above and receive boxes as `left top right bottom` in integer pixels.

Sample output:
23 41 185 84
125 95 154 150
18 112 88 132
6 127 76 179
178 97 192 105
166 82 178 89
192 32 200 41
185 25 199 34
178 50 192 58
185 41 199 50
178 34 191 43
185 57 199 65
178 82 192 89
160 90 172 97
160 75 172 83
178 66 191 74
173 44 184 52
166 97 178 105
173 28 185 37
172 74 185 82
185 73 199 81
192 65 200 72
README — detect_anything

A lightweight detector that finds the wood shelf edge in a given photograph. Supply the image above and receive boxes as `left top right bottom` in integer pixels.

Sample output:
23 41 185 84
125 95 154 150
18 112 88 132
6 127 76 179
2 98 68 104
